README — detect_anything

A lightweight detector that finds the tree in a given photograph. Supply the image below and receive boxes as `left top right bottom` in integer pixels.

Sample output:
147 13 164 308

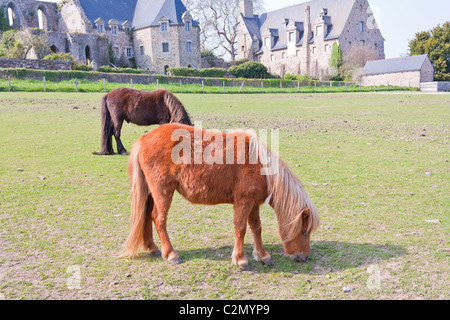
342 46 379 81
409 22 450 81
329 43 343 80
228 61 269 78
185 0 264 61
0 8 11 32
0 30 25 58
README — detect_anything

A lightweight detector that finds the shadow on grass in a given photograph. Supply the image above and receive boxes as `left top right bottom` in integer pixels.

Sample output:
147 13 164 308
170 241 408 273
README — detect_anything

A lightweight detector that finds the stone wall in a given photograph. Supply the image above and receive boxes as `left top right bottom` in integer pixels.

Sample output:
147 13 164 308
419 82 450 92
0 57 72 70
361 70 421 88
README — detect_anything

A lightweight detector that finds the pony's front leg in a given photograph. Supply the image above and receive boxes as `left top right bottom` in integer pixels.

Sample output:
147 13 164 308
248 206 273 266
231 201 254 270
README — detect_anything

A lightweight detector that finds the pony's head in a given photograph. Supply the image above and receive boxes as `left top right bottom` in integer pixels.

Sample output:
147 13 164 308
280 207 317 262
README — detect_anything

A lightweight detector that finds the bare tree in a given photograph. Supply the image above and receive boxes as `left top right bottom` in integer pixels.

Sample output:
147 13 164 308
343 46 379 73
185 0 264 61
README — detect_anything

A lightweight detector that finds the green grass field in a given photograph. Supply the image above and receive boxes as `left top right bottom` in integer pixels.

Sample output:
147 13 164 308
0 91 448 300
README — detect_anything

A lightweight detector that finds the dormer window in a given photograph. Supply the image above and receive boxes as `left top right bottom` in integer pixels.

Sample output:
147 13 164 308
109 19 119 35
182 11 193 32
161 22 168 31
122 20 132 36
316 25 322 37
289 32 294 42
95 18 105 34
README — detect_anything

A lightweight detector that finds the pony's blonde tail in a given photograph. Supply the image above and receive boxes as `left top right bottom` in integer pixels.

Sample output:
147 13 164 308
119 141 150 258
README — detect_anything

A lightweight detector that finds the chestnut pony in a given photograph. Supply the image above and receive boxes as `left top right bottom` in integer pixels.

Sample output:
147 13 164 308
93 87 192 155
120 123 319 269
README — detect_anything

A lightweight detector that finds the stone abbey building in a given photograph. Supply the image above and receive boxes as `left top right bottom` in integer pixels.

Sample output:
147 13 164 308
0 0 201 73
238 0 385 78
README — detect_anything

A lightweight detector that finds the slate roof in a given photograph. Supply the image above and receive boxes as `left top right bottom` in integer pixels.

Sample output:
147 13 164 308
79 0 137 27
363 55 431 76
132 0 198 29
243 0 355 53
77 0 198 30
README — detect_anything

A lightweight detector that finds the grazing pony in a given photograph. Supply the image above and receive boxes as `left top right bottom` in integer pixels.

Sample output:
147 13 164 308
93 87 192 155
120 123 319 269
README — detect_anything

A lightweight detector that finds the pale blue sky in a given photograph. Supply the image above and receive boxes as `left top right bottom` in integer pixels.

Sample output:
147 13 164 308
264 0 450 58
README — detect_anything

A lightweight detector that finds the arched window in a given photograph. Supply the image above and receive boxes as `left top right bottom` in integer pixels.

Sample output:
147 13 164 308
85 45 91 64
37 7 48 31
6 3 21 29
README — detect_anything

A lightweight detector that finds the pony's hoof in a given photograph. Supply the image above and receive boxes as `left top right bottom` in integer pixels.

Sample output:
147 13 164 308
120 151 129 155
149 249 161 258
168 257 182 265
261 258 274 266
239 264 250 271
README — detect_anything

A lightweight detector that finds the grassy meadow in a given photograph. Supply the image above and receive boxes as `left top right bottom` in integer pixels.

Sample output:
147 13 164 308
0 91 448 300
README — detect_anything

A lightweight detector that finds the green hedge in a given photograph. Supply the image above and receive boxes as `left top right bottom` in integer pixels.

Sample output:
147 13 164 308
228 61 271 79
96 66 143 74
168 67 227 78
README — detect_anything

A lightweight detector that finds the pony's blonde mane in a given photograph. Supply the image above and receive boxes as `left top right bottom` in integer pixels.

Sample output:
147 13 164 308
249 136 319 242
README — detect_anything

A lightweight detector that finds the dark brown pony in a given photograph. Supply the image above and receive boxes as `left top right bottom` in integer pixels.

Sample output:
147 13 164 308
93 87 192 155
120 123 319 269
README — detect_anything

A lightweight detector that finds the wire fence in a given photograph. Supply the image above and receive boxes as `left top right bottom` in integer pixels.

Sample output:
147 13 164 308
0 74 419 94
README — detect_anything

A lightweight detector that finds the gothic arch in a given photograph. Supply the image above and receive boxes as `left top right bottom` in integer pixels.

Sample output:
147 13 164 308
85 45 91 64
6 1 22 29
37 5 49 31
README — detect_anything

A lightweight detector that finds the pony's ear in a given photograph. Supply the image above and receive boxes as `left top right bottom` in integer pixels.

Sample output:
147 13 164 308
301 208 310 219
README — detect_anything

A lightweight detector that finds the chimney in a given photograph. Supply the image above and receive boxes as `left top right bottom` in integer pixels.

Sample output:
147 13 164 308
240 0 254 19
304 5 312 44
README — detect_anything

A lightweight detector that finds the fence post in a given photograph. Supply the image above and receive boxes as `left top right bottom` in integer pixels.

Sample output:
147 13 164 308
239 80 246 94
330 81 332 93
223 81 225 94
280 80 283 93
180 80 183 93
297 80 300 93
103 78 107 92
202 80 205 94
131 78 133 88
373 82 376 92
314 82 317 94
75 78 78 92
261 81 264 93
345 82 347 92
8 76 10 92
43 76 46 92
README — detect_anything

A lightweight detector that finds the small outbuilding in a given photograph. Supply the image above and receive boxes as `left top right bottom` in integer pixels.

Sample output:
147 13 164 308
361 54 434 88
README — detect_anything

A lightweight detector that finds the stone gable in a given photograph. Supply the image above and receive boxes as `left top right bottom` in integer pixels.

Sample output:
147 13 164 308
0 0 201 73
238 0 385 78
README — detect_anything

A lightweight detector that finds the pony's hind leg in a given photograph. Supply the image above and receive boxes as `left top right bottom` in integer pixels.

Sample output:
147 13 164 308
248 206 273 266
112 126 128 155
110 111 128 155
144 195 161 257
150 187 181 265
231 200 255 270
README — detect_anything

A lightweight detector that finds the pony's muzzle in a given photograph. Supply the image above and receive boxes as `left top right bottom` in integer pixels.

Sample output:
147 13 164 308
288 252 309 262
